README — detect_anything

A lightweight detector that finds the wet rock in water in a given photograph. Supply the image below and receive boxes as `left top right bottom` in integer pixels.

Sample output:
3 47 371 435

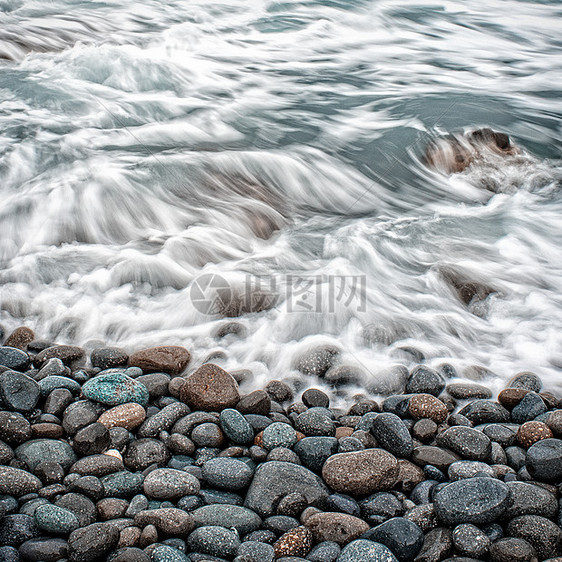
186 525 241 558
214 321 247 339
405 366 445 397
507 372 543 393
4 327 35 350
511 391 547 423
98 402 147 431
0 346 31 371
506 515 562 560
446 382 492 400
438 266 498 310
265 380 294 403
435 426 492 461
0 371 40 412
34 345 85 368
82 372 149 407
0 514 40 546
67 522 120 562
337 539 398 561
237 389 271 415
16 438 77 471
362 517 424 562
525 437 562 482
371 412 414 458
322 449 399 496
458 400 510 424
274 525 314 558
245 461 329 517
90 347 129 370
294 436 338 471
306 512 369 545
433 477 511 525
180 363 240 411
326 364 365 388
293 345 340 378
128 345 191 375
143 467 200 499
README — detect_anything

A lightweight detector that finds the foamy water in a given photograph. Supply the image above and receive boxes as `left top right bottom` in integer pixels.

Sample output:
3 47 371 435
1 0 561 401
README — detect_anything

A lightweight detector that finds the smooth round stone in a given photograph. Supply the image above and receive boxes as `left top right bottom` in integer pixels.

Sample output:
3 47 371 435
108 547 150 562
411 446 461 472
436 426 492 461
446 383 492 400
33 346 84 369
361 517 423 562
302 389 330 408
294 437 338 471
15 439 77 471
322 450 399 496
265 380 294 403
18 537 68 561
128 346 191 376
0 347 30 371
371 413 414 458
526 438 562 482
152 545 191 562
325 494 360 517
0 371 39 412
67 522 120 562
101 471 144 498
98 403 147 431
503 481 558 519
219 409 254 445
191 423 224 448
408 395 448 424
405 366 445 397
82 372 149 407
35 503 79 535
458 400 510 424
293 345 340 378
306 512 369 545
360 492 403 523
0 411 32 444
245 461 329 518
506 446 527 470
73 422 111 456
91 347 129 370
143 468 200 500
294 408 335 437
4 327 34 350
238 541 275 562
507 372 542 392
511 392 547 423
236 390 271 416
0 514 40 546
70 454 124 477
337 539 398 561
262 422 298 450
0 466 41 497
489 537 538 562
201 457 253 491
62 400 104 435
55 493 97 527
123 438 169 471
187 525 241 559
38 376 81 397
134 508 194 535
69 476 105 501
307 541 341 562
136 373 171 399
482 423 518 447
517 421 553 447
506 515 562 560
199 488 243 506
452 523 491 558
434 477 510 525
180 364 240 412
191 505 261 535
0 546 18 561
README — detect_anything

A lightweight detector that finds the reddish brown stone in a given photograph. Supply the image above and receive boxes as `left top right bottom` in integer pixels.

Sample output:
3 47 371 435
517 421 553 448
4 327 35 350
33 345 85 368
98 403 146 431
305 512 369 545
179 364 239 411
409 394 449 423
31 423 64 439
274 526 314 558
498 388 530 409
128 346 191 376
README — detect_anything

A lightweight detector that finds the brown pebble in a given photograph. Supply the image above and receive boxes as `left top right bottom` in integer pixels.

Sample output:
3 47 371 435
413 418 438 443
540 393 559 410
498 388 530 409
138 524 158 548
517 421 553 448
396 459 425 493
31 423 64 439
98 403 147 431
128 345 191 376
335 427 354 439
351 430 377 449
305 512 369 545
97 498 129 520
274 526 314 558
118 526 141 548
408 394 449 423
168 377 186 398
546 410 562 436
4 327 35 350
180 363 240 411
254 431 264 448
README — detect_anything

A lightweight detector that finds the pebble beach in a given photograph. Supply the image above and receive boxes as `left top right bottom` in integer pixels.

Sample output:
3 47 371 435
0 328 561 561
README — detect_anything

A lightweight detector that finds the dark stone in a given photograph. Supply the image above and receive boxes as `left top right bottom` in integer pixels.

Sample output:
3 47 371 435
15 439 77 471
506 515 562 560
265 380 293 403
458 400 510 424
72 422 110 455
302 389 330 408
90 347 129 370
361 517 423 561
128 346 191 376
180 364 239 412
0 514 40 546
294 408 335 437
293 345 340 378
306 541 341 562
489 537 538 562
70 454 124 477
411 446 461 471
34 345 85 369
67 522 120 562
414 527 453 562
405 366 445 397
434 477 511 525
137 402 190 439
236 390 271 415
507 372 542 393
0 411 32 444
435 426 492 461
136 373 171 399
62 400 104 435
0 347 30 371
526 438 562 482
0 466 41 498
360 492 403 524
18 537 68 562
55 493 97 527
294 437 338 471
371 413 414 458
452 523 491 558
123 438 169 471
0 371 40 411
511 392 547 423
186 525 241 559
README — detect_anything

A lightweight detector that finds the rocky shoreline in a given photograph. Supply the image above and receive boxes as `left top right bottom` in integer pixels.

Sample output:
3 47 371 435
0 326 561 561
